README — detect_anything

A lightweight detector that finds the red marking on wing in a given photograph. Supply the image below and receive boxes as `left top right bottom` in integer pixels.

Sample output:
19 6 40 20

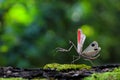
77 29 81 44
77 29 86 53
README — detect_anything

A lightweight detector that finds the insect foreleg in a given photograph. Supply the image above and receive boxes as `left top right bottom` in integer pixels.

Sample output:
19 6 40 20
56 45 73 52
69 40 77 52
56 40 77 52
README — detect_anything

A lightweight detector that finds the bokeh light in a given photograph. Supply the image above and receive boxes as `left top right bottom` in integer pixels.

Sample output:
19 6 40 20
0 0 120 67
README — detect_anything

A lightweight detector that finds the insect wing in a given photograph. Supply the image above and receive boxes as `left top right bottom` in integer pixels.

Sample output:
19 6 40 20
82 41 101 57
77 29 86 53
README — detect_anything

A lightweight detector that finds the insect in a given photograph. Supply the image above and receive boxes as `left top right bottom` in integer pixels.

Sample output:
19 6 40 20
56 29 101 64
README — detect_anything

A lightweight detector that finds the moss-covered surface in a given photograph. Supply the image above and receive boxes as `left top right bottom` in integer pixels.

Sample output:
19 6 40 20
0 78 23 80
0 64 120 79
0 78 47 80
43 63 91 71
83 67 120 80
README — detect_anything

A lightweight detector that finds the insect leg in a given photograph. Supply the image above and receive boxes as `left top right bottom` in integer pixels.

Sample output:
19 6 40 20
83 54 100 65
71 55 81 64
84 59 94 65
81 54 100 60
69 40 77 52
91 54 100 60
56 44 73 52
56 40 77 52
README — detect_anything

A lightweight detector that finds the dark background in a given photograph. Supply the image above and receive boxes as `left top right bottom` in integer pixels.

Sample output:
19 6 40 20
0 0 120 68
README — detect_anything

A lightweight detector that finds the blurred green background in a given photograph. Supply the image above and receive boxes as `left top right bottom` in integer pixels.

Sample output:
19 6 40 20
0 0 120 68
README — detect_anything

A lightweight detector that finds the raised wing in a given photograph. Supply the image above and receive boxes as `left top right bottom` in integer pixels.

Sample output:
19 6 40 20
77 29 86 54
81 41 101 59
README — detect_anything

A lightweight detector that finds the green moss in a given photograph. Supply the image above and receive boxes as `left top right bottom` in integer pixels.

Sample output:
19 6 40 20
113 67 120 72
84 67 120 80
43 63 91 71
0 78 47 80
0 78 24 80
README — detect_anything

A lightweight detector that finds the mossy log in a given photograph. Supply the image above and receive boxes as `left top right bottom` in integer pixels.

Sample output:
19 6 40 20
0 63 119 80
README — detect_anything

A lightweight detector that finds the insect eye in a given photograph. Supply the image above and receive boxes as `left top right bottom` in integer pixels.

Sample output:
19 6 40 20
91 43 95 47
94 48 98 51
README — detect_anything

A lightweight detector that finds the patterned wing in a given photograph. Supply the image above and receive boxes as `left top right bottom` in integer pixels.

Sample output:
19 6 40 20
81 41 101 58
77 29 86 54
